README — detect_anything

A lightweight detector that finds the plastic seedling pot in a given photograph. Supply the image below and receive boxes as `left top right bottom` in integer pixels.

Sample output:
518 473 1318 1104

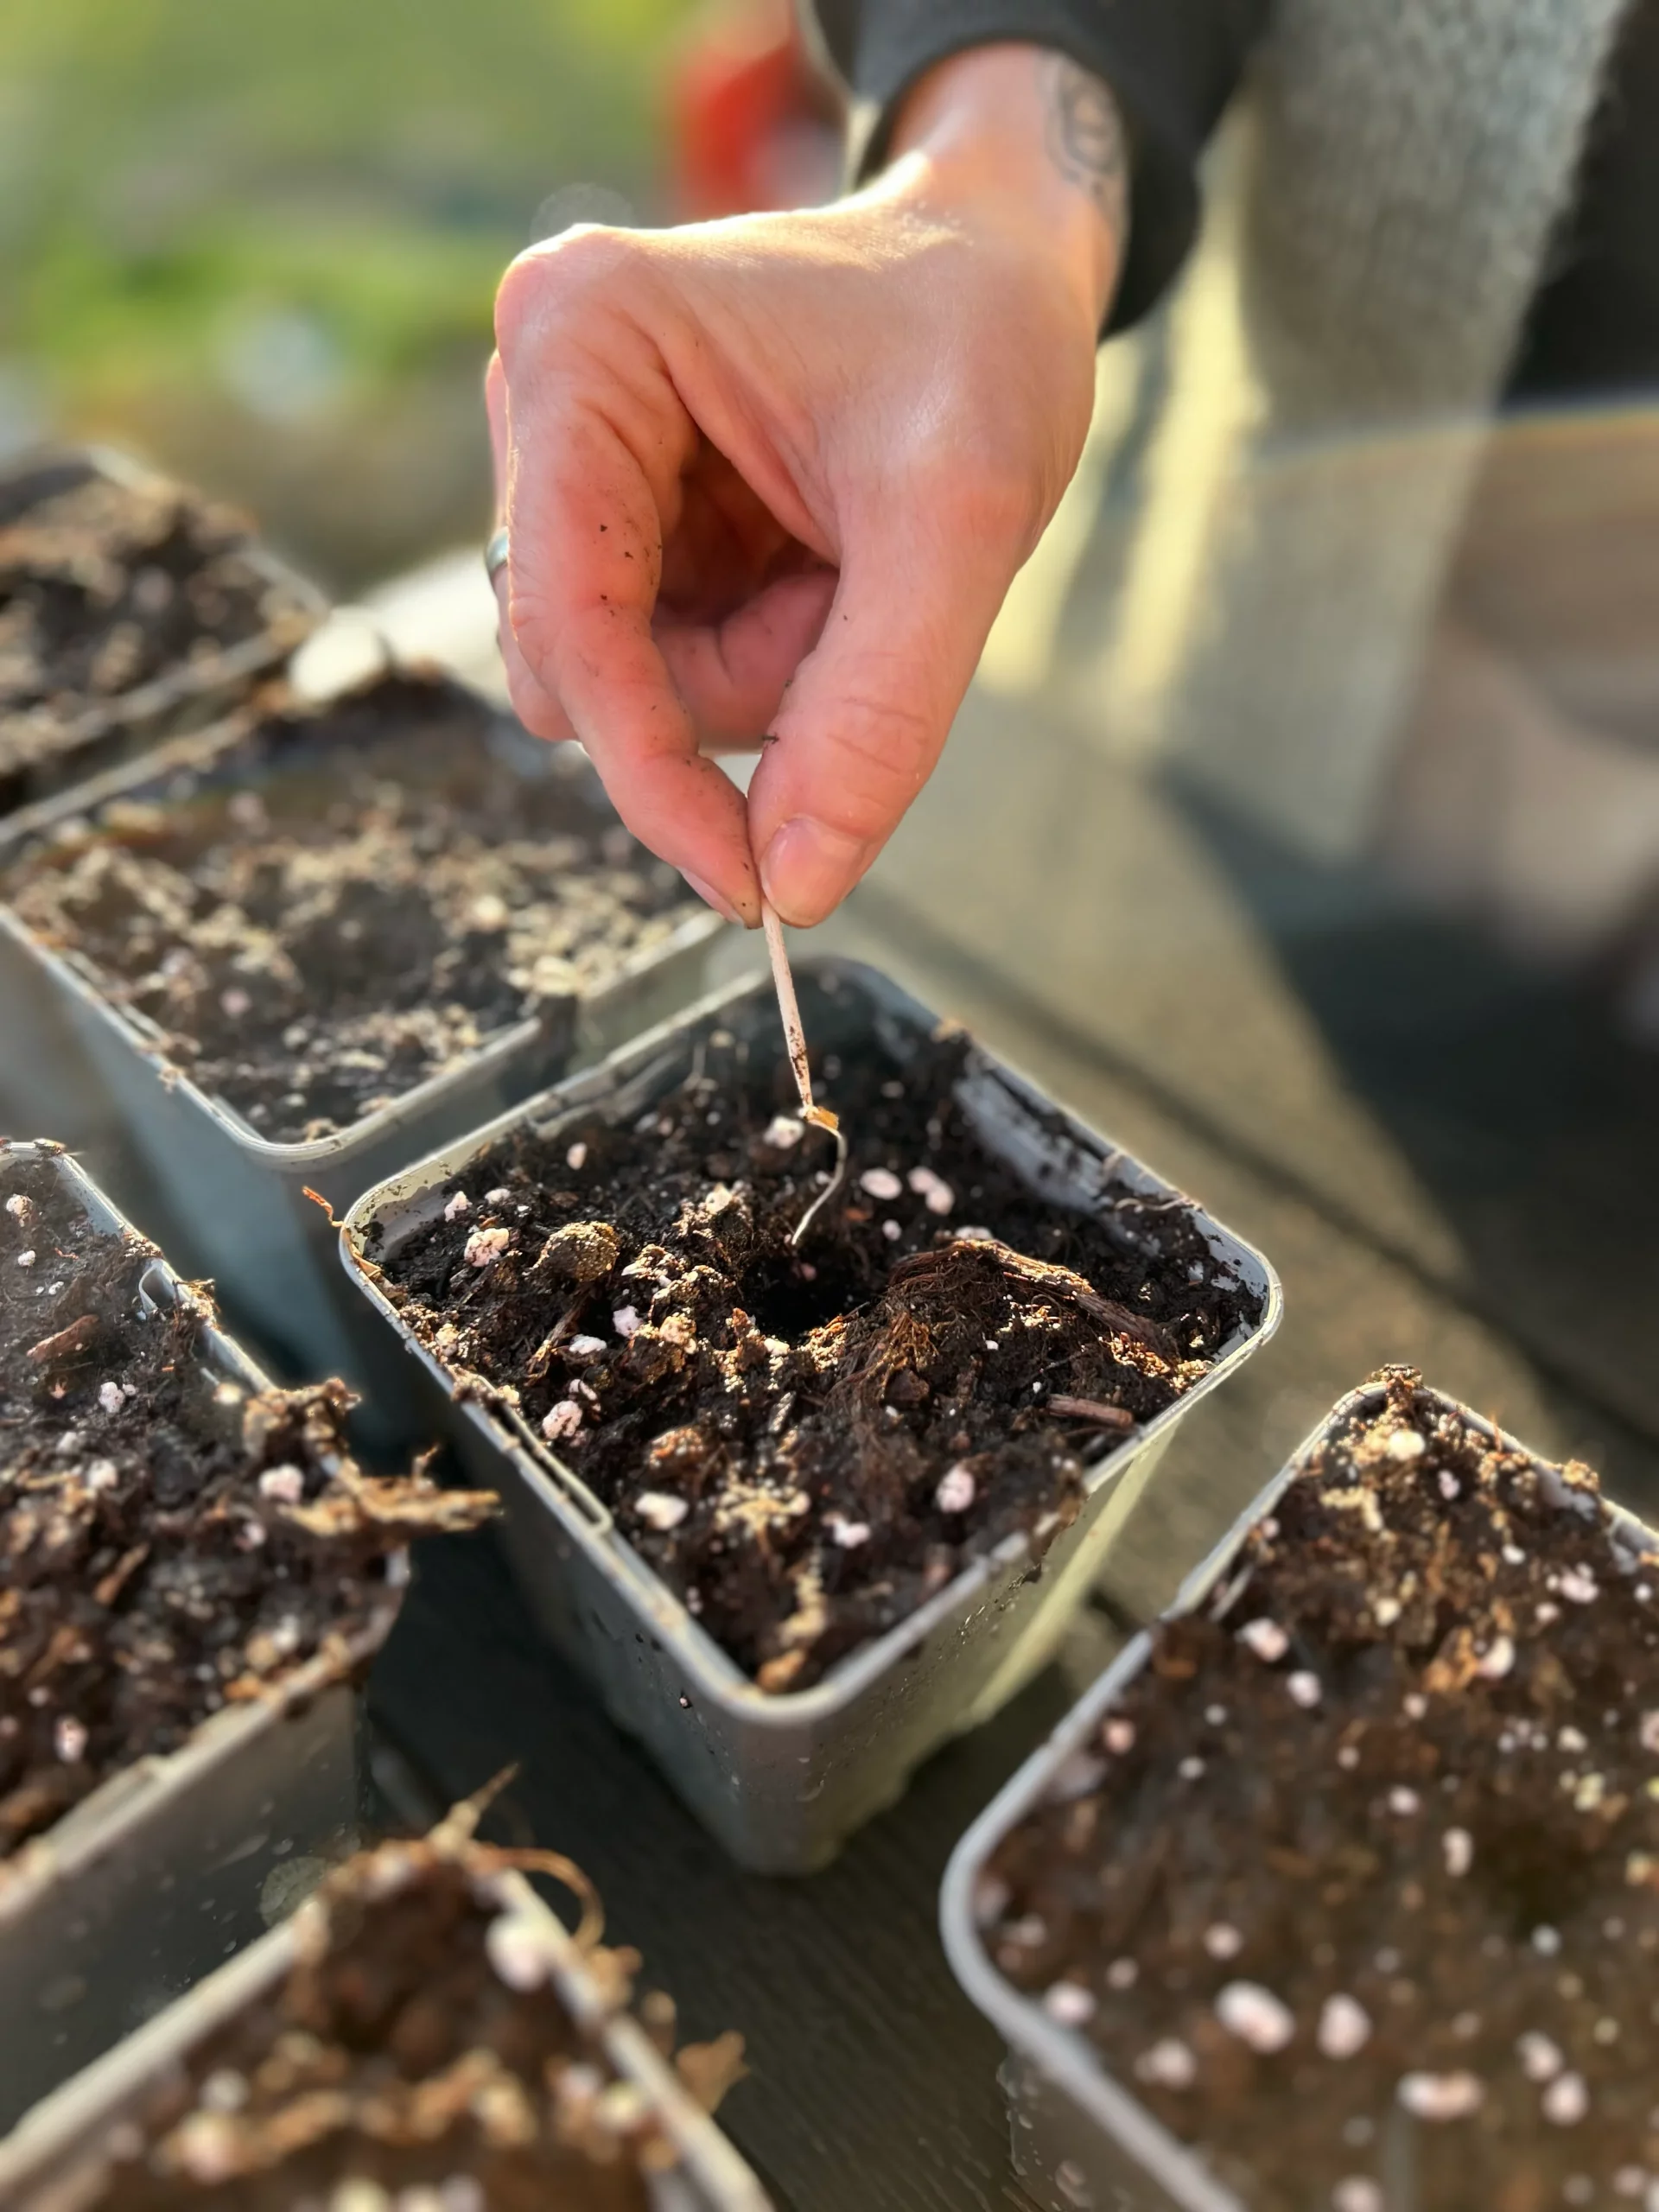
0 1142 405 2132
938 1382 1659 2212
0 447 326 820
0 1858 772 2210
0 449 324 1147
0 715 304 1160
0 680 725 1427
337 960 1281 1873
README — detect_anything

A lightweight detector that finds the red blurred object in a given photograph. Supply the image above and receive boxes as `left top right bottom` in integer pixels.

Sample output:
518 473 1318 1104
667 0 842 219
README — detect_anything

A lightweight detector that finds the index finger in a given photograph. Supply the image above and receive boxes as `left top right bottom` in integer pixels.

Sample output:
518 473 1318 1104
498 298 760 924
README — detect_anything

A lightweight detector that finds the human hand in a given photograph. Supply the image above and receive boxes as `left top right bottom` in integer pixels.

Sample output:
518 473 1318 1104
487 43 1124 925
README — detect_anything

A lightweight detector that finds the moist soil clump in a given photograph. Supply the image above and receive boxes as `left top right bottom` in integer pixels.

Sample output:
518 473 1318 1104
2 672 701 1141
0 461 312 810
45 1826 746 2211
980 1368 1659 2212
372 997 1262 1691
0 1152 494 1861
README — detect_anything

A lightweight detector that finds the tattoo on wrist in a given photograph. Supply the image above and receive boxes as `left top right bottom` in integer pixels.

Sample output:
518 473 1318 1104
1042 55 1127 237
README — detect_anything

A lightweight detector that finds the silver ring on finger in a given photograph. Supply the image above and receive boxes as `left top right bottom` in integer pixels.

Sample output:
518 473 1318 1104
484 525 510 584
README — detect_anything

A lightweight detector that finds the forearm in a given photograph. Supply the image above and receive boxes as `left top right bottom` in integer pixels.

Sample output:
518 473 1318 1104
806 0 1268 329
885 43 1125 334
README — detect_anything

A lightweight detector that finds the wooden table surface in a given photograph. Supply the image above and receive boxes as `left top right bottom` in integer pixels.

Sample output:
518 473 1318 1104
7 681 1656 2210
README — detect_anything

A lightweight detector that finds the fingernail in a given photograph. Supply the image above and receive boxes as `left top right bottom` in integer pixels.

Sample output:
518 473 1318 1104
680 870 744 928
759 818 872 926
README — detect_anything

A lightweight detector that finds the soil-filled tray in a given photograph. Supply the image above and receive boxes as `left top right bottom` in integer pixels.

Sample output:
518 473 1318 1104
943 1370 1659 2212
0 1141 494 2128
0 671 723 1410
340 962 1280 1871
0 448 323 817
0 1813 770 2210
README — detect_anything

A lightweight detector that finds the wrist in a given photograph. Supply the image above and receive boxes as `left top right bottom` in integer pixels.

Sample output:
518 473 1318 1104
881 43 1124 333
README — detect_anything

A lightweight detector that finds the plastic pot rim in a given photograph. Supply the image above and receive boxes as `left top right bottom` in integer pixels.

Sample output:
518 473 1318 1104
938 1379 1659 2212
338 957 1285 1733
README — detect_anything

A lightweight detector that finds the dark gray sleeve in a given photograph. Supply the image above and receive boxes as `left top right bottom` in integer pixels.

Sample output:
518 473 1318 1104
800 0 1269 332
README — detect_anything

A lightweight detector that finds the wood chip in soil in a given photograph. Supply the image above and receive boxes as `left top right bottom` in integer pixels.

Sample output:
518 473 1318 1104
2 671 702 1141
980 1366 1659 2212
0 1153 495 1866
372 988 1262 1693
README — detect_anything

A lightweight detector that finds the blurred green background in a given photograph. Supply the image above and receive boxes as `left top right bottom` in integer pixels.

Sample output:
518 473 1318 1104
0 0 697 588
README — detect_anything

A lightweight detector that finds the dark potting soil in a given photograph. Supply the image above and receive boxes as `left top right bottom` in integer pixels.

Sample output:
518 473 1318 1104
54 1829 746 2212
371 989 1262 1692
0 1152 494 1863
0 461 312 806
979 1368 1659 2212
2 672 702 1141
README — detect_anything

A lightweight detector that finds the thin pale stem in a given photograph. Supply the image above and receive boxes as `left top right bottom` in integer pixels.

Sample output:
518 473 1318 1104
760 899 845 1243
762 899 817 1120
790 1123 849 1249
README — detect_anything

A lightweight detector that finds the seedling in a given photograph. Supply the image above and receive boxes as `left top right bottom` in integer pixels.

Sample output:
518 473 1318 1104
761 898 848 1243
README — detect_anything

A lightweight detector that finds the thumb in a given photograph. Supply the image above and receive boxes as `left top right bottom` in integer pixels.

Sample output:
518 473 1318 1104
747 490 1019 925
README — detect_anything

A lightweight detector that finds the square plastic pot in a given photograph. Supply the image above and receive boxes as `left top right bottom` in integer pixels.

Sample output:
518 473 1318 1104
0 1863 772 2209
938 1382 1659 2212
0 695 725 1432
0 1141 405 2132
336 960 1282 1873
0 446 326 820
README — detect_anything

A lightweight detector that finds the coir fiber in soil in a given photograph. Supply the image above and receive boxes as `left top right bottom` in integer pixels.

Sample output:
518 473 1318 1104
54 1829 744 2211
0 1153 493 1863
1 672 700 1142
371 982 1262 1692
0 462 308 807
979 1368 1659 2212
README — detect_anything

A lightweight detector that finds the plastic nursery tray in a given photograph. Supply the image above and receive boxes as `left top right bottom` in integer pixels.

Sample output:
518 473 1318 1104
338 960 1281 1874
0 1142 403 2133
0 1865 772 2211
0 683 726 1422
0 446 327 819
939 1382 1659 2212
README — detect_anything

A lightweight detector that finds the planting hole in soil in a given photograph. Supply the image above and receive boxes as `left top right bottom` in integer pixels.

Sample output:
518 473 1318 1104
0 1151 493 1861
1 671 703 1143
369 972 1263 1694
976 1370 1659 2212
0 459 313 810
35 1815 748 2210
